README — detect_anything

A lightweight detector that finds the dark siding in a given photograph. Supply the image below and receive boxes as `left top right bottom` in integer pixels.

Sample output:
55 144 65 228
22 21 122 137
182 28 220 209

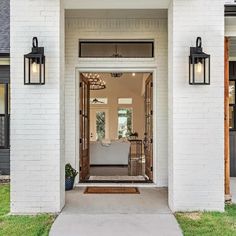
0 0 10 54
0 149 10 175
0 65 10 83
0 65 10 175
0 0 10 175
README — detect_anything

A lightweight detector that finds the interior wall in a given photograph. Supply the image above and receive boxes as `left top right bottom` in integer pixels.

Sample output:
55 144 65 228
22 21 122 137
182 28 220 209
90 74 146 140
64 9 168 186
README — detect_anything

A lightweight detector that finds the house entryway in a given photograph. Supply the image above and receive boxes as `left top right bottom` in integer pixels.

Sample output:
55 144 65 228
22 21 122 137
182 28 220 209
78 71 154 183
50 187 183 236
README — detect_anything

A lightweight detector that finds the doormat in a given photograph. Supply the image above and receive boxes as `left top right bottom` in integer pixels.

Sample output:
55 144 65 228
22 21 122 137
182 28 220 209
84 187 140 194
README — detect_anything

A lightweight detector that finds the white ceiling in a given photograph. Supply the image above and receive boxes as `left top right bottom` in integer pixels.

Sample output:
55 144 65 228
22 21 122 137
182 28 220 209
90 72 147 97
65 9 167 19
64 0 170 10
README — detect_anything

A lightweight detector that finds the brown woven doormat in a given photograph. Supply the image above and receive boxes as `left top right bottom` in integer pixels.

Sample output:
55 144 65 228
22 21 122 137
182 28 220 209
84 187 140 194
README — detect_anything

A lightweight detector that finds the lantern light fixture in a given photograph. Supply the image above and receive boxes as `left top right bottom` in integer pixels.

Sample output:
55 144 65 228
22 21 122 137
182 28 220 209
24 37 45 85
189 37 210 85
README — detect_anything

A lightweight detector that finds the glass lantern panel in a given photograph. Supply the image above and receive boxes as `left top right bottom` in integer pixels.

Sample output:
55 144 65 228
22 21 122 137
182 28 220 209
204 57 210 84
229 81 235 105
24 56 45 84
190 56 210 84
24 58 30 84
30 58 40 84
41 58 45 84
194 61 204 83
229 106 235 129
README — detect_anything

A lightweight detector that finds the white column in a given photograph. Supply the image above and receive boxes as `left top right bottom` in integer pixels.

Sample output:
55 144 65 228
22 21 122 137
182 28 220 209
168 0 225 212
10 0 65 213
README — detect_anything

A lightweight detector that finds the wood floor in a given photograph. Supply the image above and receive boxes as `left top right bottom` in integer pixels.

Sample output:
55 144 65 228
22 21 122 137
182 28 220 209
89 165 146 182
89 175 146 181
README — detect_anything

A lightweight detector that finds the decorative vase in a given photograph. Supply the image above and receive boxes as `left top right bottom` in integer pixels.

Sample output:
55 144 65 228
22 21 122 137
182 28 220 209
65 177 75 191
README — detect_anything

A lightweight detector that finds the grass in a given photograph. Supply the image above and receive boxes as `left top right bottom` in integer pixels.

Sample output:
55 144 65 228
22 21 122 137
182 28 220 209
176 204 236 236
0 184 55 236
2 183 236 236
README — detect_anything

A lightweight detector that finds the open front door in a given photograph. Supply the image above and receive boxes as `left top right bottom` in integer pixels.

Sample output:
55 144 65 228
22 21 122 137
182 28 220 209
79 74 90 180
144 74 153 181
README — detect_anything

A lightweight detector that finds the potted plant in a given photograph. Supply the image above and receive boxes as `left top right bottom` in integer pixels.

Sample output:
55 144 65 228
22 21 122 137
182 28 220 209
65 163 78 191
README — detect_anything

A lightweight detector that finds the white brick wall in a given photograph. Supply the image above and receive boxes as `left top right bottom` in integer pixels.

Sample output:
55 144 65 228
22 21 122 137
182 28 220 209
10 0 227 213
10 0 65 213
64 13 169 186
168 0 225 212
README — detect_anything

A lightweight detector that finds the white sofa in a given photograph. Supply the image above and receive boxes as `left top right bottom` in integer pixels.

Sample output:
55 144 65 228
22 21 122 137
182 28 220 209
90 141 130 165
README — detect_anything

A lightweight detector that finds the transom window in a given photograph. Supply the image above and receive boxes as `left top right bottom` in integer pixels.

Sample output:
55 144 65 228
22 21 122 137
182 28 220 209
79 40 154 58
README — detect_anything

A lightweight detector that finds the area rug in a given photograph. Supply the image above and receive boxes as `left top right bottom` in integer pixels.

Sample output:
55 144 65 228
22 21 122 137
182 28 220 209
84 187 140 194
89 175 145 181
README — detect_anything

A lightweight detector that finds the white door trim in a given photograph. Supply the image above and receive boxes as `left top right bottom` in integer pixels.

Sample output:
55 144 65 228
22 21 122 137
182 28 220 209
75 66 157 185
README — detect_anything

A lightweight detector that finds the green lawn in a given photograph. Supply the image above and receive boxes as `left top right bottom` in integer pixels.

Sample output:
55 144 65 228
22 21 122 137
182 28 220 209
0 184 55 236
176 204 236 236
2 184 236 236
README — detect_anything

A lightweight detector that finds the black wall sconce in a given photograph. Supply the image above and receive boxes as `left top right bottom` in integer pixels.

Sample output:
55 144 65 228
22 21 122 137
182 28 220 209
24 37 45 85
189 37 210 85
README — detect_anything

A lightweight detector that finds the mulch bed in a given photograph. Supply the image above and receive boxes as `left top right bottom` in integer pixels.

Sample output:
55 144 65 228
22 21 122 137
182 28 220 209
0 175 10 184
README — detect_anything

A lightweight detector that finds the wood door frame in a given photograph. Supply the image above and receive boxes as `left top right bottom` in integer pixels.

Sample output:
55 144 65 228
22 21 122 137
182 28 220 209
75 68 157 184
79 74 90 180
144 74 153 181
225 37 232 202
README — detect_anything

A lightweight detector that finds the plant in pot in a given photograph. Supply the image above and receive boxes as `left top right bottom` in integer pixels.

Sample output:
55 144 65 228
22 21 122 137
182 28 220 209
65 163 78 191
129 132 138 140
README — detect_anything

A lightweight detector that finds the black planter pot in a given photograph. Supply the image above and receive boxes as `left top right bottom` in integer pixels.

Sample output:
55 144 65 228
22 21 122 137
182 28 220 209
65 177 75 191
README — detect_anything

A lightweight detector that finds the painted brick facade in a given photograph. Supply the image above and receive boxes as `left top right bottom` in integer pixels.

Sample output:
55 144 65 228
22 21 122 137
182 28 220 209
10 0 65 213
168 0 225 212
9 0 228 213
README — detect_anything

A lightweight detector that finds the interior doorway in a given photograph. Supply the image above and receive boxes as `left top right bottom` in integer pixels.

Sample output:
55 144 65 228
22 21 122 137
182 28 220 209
79 72 154 183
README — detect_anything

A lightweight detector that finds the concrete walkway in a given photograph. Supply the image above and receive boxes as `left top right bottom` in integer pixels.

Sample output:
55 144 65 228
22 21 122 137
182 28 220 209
231 177 236 203
50 187 183 236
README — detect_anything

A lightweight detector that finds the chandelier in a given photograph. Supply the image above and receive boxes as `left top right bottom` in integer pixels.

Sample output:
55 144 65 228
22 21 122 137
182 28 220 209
111 72 123 78
84 73 106 90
